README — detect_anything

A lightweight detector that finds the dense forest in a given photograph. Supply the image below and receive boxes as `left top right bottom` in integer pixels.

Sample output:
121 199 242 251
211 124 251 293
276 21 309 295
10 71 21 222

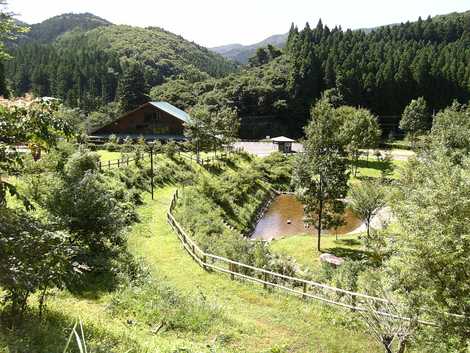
154 11 470 137
13 12 112 44
3 15 238 111
3 10 470 137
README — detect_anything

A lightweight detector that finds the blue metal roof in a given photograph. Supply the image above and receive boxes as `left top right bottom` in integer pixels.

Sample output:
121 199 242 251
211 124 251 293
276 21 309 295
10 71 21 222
150 102 191 124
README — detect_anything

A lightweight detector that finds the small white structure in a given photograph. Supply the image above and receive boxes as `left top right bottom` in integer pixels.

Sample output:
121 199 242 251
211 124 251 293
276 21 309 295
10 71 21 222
271 136 295 153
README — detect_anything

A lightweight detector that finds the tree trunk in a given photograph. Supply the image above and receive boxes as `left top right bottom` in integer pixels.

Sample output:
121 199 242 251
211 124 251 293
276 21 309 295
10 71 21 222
317 174 324 252
366 217 371 240
317 198 323 252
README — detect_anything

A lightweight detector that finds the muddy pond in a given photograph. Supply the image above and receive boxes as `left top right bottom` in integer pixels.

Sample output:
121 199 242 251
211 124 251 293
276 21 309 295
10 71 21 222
251 194 362 240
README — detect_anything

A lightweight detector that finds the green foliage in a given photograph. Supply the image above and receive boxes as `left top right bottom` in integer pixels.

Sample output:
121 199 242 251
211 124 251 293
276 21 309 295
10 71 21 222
6 23 238 112
389 149 470 347
337 106 381 172
430 101 470 162
248 45 282 67
85 101 122 132
185 104 239 157
163 140 177 159
399 97 430 144
0 99 73 207
43 151 136 251
257 152 294 190
349 180 386 240
293 99 349 251
151 57 291 138
0 208 74 315
17 12 111 44
117 60 149 112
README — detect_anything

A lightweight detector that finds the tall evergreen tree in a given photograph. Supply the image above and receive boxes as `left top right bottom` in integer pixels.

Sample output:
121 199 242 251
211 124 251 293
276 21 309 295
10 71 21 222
117 62 149 112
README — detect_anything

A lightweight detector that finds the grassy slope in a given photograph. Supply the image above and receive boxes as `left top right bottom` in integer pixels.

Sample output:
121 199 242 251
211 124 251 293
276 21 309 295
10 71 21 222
352 157 405 179
95 150 123 162
0 174 379 353
1 154 380 352
127 189 380 353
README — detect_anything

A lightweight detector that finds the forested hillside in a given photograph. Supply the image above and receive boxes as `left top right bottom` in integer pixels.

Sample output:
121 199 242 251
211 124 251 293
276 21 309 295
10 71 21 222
4 10 470 137
155 11 470 138
15 13 111 44
5 19 238 112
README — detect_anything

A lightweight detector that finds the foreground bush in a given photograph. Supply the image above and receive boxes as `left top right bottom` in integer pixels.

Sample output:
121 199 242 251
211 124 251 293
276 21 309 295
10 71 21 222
0 208 75 315
44 151 138 251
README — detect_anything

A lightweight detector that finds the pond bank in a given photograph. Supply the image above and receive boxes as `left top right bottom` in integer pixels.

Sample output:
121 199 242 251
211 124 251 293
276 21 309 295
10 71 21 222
250 194 363 241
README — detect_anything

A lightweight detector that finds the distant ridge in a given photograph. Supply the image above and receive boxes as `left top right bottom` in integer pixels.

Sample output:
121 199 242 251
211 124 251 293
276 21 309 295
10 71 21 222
211 33 288 64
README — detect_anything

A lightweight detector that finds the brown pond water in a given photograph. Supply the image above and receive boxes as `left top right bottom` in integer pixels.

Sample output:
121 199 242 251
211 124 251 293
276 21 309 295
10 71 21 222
251 194 362 240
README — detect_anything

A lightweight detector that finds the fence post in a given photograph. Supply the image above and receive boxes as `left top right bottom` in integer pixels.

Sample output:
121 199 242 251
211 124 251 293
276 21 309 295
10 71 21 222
108 160 111 169
98 161 102 171
126 157 129 167
117 159 120 168
302 282 307 299
203 254 208 271
230 263 235 280
263 272 268 289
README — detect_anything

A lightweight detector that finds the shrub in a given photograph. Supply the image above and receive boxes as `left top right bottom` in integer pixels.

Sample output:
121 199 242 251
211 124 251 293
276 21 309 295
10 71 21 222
63 151 100 181
43 151 138 251
0 208 75 315
164 140 177 159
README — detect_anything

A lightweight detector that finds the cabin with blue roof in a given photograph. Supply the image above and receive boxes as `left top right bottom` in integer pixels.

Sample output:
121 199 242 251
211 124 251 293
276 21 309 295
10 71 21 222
90 101 191 141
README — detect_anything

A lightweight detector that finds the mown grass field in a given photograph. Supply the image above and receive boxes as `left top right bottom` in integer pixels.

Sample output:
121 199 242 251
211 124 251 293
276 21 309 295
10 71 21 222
352 156 405 179
270 234 367 271
95 150 123 162
126 189 380 352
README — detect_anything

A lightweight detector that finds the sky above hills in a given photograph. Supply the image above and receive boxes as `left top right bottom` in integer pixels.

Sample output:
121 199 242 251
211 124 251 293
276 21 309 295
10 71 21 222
8 0 470 47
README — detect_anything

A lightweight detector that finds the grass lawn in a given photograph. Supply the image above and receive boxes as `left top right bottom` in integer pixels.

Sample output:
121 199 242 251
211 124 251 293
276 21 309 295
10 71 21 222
352 157 405 179
125 188 380 353
270 234 368 271
95 150 123 162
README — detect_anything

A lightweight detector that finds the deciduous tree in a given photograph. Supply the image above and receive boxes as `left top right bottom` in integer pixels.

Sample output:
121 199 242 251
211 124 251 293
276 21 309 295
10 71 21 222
293 99 349 252
399 97 430 147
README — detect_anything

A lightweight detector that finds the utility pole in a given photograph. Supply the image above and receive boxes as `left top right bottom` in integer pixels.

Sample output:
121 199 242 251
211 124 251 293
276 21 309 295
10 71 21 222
148 141 155 200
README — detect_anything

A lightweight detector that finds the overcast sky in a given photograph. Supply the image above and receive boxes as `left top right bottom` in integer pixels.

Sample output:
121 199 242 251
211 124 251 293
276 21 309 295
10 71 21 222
7 0 470 47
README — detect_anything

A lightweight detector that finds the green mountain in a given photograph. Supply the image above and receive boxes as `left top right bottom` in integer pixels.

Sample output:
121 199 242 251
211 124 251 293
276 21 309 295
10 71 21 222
16 13 112 44
6 15 238 111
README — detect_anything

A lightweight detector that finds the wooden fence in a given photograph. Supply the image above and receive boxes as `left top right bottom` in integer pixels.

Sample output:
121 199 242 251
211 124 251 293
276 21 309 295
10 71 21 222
96 153 151 171
166 189 435 325
179 148 244 166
